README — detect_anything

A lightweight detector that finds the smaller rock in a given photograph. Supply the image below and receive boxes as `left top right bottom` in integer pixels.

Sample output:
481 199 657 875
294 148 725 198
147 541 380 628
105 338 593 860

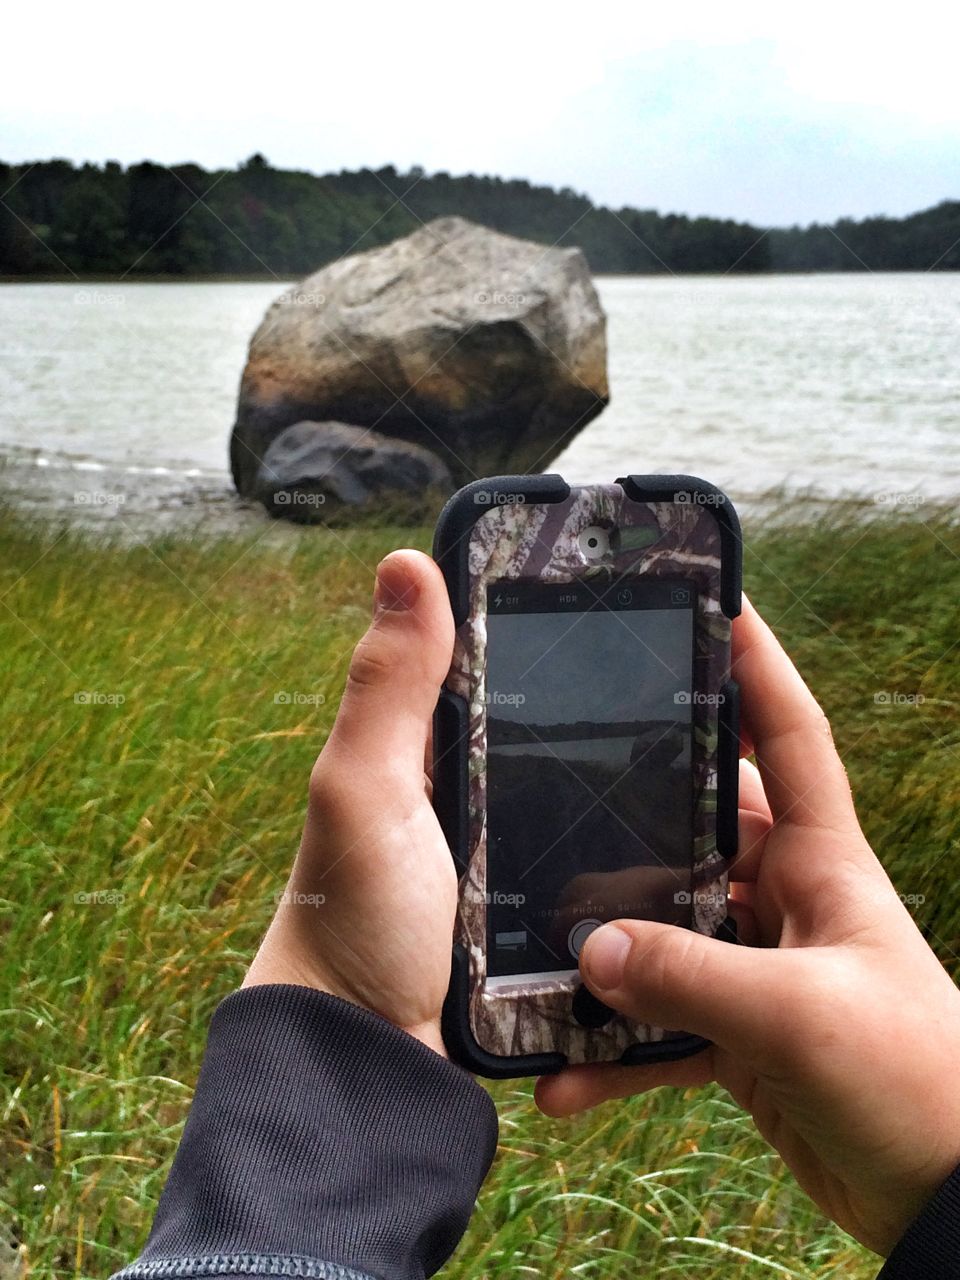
254 420 452 522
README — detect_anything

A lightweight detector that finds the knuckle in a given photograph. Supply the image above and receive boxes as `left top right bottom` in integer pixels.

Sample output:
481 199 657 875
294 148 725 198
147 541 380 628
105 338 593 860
345 633 394 692
307 759 329 812
307 757 346 817
623 925 701 1005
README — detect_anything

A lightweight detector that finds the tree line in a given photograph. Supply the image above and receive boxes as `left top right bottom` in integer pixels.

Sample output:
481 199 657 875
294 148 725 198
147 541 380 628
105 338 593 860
1 154 957 277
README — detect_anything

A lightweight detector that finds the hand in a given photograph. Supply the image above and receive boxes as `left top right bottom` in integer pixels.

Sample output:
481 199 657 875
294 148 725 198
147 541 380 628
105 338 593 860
243 550 457 1058
536 598 960 1256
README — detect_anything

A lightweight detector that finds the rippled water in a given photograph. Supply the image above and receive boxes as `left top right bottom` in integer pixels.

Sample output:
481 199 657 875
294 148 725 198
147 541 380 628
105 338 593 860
558 274 960 503
0 274 957 530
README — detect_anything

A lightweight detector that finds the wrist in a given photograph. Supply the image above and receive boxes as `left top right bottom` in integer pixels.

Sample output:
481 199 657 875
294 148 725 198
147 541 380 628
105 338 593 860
403 1018 448 1058
243 954 447 1059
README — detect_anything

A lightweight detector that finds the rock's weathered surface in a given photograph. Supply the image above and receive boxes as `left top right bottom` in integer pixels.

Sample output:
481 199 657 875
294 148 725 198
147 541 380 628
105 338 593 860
230 217 608 497
254 420 452 521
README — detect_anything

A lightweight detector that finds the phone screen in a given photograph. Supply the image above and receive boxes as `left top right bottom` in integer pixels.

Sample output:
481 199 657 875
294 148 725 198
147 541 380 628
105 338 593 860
484 577 695 987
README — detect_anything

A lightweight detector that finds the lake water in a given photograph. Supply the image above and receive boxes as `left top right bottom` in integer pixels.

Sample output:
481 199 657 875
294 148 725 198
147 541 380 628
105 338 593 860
0 274 957 532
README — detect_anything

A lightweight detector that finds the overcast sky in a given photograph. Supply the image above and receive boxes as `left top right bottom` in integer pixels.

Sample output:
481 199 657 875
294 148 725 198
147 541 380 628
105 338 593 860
487 608 689 726
4 0 958 226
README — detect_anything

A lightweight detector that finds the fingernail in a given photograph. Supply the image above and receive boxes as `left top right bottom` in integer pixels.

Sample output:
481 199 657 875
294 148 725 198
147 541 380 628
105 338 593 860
374 555 419 614
583 925 630 991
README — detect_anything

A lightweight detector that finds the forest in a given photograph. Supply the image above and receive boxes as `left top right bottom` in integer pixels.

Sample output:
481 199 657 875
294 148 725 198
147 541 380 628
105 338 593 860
2 154 958 276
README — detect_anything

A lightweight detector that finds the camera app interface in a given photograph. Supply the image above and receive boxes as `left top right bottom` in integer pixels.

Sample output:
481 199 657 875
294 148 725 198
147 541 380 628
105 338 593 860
485 577 695 986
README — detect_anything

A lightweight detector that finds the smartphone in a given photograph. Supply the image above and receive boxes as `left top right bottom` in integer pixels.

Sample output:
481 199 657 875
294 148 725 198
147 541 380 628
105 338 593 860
432 474 741 1078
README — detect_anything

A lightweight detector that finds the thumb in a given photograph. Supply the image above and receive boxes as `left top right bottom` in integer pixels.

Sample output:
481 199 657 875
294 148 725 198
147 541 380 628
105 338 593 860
580 919 790 1060
325 550 454 778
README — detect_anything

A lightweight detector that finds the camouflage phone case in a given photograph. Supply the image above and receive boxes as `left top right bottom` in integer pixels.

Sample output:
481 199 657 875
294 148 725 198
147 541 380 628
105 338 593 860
433 474 741 1078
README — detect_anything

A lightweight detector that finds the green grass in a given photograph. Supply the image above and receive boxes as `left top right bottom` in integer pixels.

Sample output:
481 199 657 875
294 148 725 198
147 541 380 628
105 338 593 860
1 502 958 1279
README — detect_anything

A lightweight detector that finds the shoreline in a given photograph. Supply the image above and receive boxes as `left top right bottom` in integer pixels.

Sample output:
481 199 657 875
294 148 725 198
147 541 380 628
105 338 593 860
0 447 288 544
0 446 943 544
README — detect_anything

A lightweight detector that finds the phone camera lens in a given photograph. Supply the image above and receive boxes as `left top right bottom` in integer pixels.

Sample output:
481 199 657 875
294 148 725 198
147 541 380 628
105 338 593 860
579 526 611 560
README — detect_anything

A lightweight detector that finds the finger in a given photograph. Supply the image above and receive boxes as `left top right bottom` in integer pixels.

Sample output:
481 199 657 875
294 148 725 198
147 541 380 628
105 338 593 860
739 758 771 819
732 597 858 833
424 716 434 783
725 889 762 947
535 1050 714 1117
325 551 454 781
579 918 792 1059
724 760 772 882
728 807 771 883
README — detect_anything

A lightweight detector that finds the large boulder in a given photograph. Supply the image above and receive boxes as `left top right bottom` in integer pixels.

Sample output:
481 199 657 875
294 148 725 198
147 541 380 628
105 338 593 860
253 420 452 521
230 216 608 498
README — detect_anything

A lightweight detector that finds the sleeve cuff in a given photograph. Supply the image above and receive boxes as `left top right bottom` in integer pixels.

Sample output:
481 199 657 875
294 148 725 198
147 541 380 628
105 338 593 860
113 984 498 1280
878 1159 960 1279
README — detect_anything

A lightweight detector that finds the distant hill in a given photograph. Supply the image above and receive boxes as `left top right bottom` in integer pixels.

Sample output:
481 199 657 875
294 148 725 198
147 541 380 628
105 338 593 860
1 155 957 277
